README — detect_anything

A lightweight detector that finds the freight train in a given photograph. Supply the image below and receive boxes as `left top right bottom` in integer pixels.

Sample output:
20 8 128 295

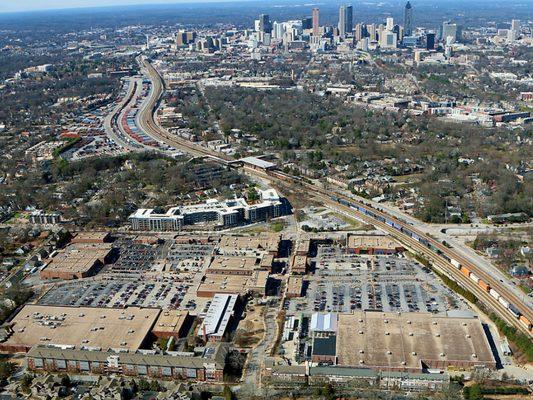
329 194 533 333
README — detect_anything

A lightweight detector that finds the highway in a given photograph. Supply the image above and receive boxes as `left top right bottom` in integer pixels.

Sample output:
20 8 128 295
133 56 532 337
103 77 145 152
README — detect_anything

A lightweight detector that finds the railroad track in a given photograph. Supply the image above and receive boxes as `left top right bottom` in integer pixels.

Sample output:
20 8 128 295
136 57 532 338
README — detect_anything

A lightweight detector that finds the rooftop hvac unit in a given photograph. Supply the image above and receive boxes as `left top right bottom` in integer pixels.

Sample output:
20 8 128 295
387 351 392 355
440 353 445 357
411 352 417 356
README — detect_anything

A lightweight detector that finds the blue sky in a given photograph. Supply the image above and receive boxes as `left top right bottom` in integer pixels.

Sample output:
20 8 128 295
0 0 256 13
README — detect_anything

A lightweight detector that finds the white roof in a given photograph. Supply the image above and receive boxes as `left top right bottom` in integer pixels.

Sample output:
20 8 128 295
198 294 238 338
240 156 276 169
310 312 338 332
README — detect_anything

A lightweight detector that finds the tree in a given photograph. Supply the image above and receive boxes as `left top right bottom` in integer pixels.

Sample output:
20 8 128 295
138 378 150 391
149 380 161 392
60 374 71 387
223 385 233 400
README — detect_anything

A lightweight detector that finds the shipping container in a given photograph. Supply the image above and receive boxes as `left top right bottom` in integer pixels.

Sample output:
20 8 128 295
518 315 532 331
450 259 461 269
469 273 480 284
498 297 509 309
460 266 471 278
478 279 490 292
508 303 520 318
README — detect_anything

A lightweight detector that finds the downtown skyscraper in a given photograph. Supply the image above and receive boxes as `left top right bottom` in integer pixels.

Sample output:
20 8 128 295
404 1 413 36
312 8 320 36
338 5 353 37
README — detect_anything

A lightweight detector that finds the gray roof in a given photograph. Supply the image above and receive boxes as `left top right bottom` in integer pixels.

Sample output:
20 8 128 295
27 343 229 369
312 336 337 357
310 366 377 378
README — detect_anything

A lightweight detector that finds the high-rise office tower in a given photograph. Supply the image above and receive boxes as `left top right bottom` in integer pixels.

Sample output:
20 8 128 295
338 6 346 37
368 24 377 41
259 14 272 33
426 32 435 50
511 19 520 31
302 17 313 30
346 5 353 34
442 21 457 43
386 17 394 31
312 8 320 36
404 1 413 37
354 23 363 41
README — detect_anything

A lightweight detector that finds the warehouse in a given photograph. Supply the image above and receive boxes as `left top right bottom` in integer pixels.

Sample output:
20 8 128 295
0 305 160 353
335 312 496 372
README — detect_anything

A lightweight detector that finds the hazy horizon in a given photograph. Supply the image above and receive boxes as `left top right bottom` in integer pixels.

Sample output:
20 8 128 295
0 0 264 14
2 0 526 14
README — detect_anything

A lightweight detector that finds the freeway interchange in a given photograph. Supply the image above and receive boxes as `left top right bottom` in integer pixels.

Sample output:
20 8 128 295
106 55 532 339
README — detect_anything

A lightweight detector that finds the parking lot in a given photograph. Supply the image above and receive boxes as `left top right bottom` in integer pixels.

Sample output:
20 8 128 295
167 242 214 273
287 246 466 315
107 239 164 274
39 279 191 309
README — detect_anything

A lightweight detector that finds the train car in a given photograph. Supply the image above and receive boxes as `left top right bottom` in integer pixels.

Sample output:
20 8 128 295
518 315 532 330
419 237 429 246
385 219 394 227
478 279 490 293
489 289 501 300
498 297 510 309
508 303 521 318
469 273 480 284
459 266 471 278
450 259 461 269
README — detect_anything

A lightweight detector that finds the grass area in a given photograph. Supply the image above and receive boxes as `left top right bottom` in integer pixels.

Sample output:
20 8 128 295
329 212 362 229
518 284 531 295
271 221 285 232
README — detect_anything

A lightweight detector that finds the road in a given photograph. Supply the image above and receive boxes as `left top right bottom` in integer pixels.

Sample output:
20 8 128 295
134 56 532 337
103 77 145 152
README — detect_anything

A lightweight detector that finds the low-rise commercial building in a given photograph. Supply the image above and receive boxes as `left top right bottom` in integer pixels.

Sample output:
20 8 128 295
0 305 160 353
39 243 114 280
197 294 238 342
347 234 404 255
335 311 496 372
151 310 190 339
291 255 308 275
196 270 269 298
